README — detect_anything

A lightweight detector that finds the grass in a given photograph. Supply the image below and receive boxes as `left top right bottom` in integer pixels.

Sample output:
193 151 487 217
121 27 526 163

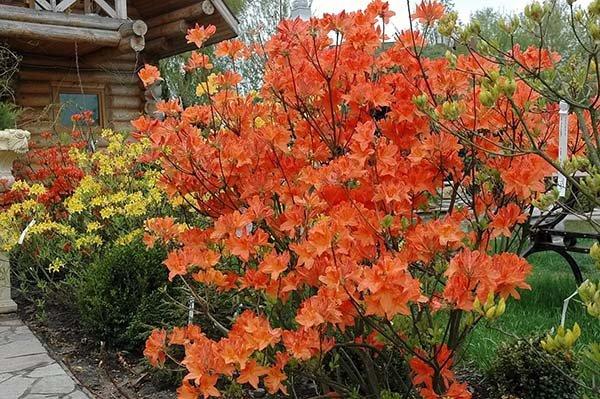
465 244 600 370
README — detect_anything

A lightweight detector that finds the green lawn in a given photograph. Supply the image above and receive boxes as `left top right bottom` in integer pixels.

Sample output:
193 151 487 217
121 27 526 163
465 246 600 369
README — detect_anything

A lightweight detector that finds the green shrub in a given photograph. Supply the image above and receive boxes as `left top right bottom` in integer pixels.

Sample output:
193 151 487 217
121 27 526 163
0 102 19 130
487 337 580 399
70 240 185 350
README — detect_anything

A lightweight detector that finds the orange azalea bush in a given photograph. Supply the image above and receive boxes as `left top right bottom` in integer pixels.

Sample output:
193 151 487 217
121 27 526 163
135 1 566 398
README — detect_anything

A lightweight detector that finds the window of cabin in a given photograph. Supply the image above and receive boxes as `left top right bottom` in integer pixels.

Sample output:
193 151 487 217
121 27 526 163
59 93 100 126
52 84 106 128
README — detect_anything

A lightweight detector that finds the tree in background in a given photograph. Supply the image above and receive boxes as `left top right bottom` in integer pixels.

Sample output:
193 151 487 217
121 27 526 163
470 1 584 58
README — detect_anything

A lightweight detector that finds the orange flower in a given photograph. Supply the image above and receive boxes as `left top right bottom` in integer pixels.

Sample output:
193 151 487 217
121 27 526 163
215 39 246 59
144 329 166 367
186 51 214 71
366 0 396 24
186 24 217 48
489 203 527 238
412 1 445 23
138 64 162 87
258 251 290 280
264 366 288 395
236 360 268 389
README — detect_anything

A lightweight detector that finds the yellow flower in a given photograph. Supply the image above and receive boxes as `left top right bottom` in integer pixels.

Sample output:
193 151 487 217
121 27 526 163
10 181 30 192
49 258 65 273
66 197 85 214
254 116 266 128
116 229 143 246
75 234 103 249
29 184 47 196
86 222 101 233
100 207 115 219
196 73 219 96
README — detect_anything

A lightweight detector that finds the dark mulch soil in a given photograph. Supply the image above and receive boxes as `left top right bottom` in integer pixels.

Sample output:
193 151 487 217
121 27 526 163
15 296 176 399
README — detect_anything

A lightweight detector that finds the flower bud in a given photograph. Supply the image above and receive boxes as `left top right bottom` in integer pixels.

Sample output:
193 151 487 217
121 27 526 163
412 93 429 109
590 23 600 43
438 12 458 37
473 297 483 314
589 0 600 17
445 50 457 68
485 305 498 320
479 90 496 107
578 280 598 303
496 298 506 317
587 301 600 318
525 2 545 23
503 78 517 97
441 101 462 121
590 242 600 263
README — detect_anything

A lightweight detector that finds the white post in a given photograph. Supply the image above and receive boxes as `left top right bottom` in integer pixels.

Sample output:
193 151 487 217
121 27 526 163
558 101 569 198
0 129 30 314
291 0 311 20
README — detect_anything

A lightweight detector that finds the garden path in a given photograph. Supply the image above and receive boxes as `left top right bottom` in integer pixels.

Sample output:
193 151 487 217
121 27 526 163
0 315 90 399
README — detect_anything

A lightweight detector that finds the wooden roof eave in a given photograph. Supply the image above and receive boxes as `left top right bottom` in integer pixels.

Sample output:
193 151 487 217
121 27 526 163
211 0 240 37
143 0 241 60
0 4 127 30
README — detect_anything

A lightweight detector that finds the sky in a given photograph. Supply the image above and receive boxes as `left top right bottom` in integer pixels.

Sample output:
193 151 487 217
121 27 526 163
311 0 592 30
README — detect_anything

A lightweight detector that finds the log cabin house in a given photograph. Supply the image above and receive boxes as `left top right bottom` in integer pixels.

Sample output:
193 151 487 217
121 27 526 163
0 0 239 136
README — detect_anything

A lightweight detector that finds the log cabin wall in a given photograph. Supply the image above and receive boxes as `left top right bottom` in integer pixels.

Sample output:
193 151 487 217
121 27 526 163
15 54 143 140
1 0 239 142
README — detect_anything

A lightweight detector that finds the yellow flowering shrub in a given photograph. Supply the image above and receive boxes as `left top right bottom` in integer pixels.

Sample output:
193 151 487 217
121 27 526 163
1 129 170 273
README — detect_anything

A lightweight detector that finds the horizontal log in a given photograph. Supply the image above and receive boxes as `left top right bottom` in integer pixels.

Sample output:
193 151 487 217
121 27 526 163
110 121 134 132
146 20 190 41
110 96 143 109
20 54 136 71
16 95 51 109
20 70 139 85
24 124 56 136
16 82 52 95
146 1 214 27
144 37 170 55
109 85 142 96
119 20 148 37
0 20 121 47
111 109 142 121
18 108 52 123
0 4 126 30
82 47 145 67
144 101 158 115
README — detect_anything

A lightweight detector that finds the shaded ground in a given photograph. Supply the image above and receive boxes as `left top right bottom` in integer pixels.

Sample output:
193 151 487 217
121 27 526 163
15 299 176 399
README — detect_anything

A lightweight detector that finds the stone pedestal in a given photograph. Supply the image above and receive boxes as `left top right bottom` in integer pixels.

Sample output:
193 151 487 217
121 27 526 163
0 129 30 314
0 252 17 313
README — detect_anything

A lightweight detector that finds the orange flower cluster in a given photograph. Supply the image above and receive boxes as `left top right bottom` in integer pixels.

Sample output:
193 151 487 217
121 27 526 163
137 2 564 398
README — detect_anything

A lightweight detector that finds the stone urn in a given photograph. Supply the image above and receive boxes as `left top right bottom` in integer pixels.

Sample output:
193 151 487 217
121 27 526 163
0 129 30 314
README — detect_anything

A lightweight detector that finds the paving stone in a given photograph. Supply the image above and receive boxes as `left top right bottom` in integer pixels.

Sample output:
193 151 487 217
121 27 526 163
0 340 46 359
0 353 53 373
65 391 90 399
0 371 14 383
0 317 23 327
29 374 76 395
0 375 33 399
27 363 64 378
0 317 90 398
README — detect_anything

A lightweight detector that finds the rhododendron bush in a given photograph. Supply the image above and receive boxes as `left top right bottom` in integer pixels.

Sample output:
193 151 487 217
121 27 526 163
135 1 568 398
